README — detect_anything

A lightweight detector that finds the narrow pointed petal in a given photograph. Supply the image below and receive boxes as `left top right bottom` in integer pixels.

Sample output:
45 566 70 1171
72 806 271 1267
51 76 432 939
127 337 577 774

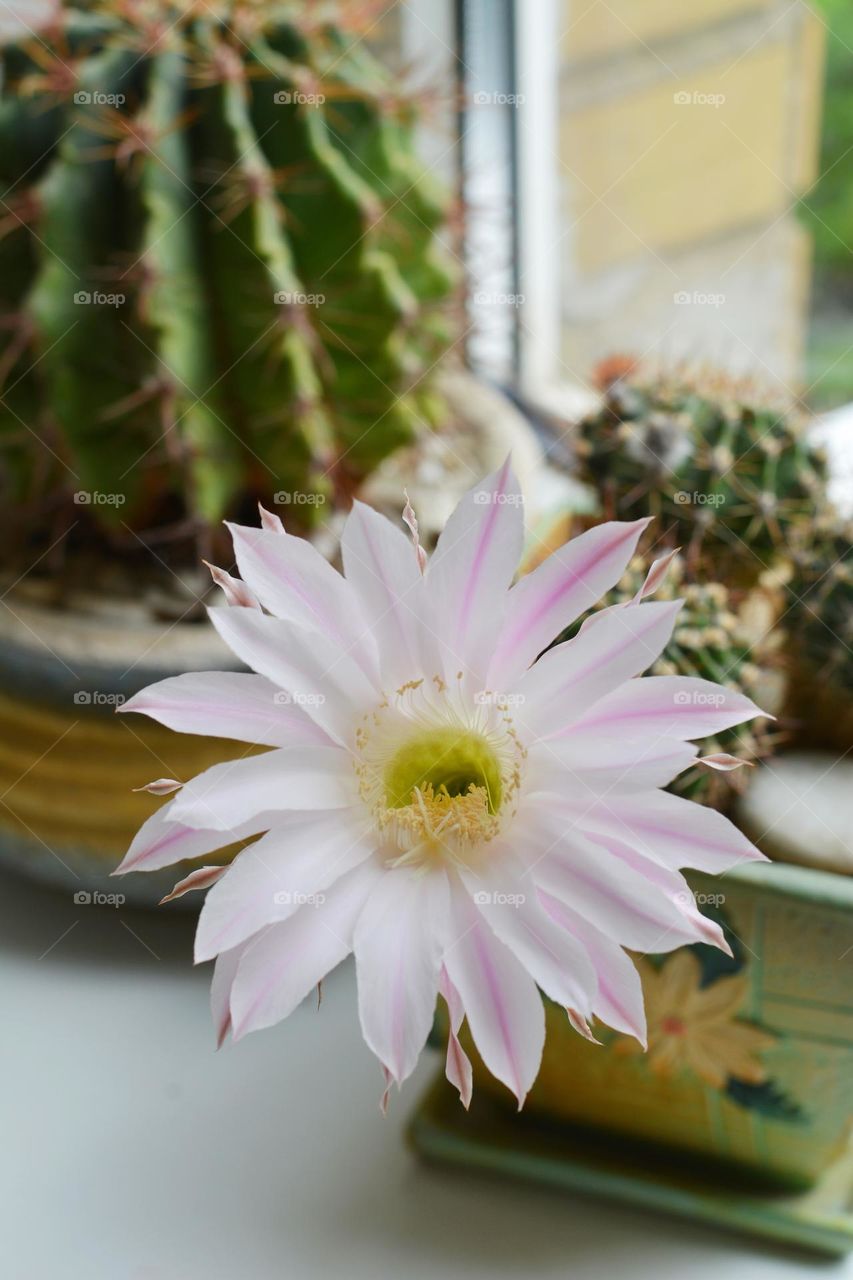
354 867 448 1084
208 608 378 747
425 458 523 682
169 746 356 832
632 547 680 602
194 811 373 961
341 500 428 688
699 753 752 772
258 503 285 534
488 518 649 688
540 892 646 1045
225 523 378 678
229 861 381 1040
133 778 182 796
439 967 472 1108
120 671 332 749
113 800 274 876
210 943 248 1048
204 561 261 610
160 864 228 905
460 859 597 1016
443 880 545 1106
570 675 768 742
515 600 683 740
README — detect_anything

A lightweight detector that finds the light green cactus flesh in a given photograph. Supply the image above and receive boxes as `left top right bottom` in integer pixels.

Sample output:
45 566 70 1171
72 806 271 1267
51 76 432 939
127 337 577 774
0 3 456 535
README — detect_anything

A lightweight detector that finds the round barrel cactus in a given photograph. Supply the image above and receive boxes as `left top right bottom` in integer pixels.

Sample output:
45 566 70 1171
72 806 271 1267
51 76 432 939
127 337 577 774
0 1 456 542
574 361 826 583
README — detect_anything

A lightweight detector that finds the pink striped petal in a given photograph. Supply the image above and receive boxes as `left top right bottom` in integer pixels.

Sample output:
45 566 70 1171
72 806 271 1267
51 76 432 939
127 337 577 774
425 458 523 683
569 788 767 874
204 561 261 610
113 800 275 876
354 867 448 1084
488 518 649 688
571 675 767 742
514 600 683 741
443 879 545 1107
226 523 378 679
540 892 646 1044
631 547 680 603
229 861 381 1040
208 608 378 746
168 746 356 832
341 501 429 689
121 671 332 749
460 860 596 1016
194 811 373 962
527 814 725 953
530 735 698 795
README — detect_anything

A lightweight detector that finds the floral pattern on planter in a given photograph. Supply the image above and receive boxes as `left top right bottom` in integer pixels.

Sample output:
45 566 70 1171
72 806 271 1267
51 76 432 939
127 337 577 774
617 917 804 1122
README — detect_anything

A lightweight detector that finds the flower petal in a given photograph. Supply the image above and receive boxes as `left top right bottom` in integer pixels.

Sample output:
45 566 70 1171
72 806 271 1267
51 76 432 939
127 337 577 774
208 608 378 746
354 866 448 1084
226 522 378 678
210 943 248 1047
341 500 430 689
425 458 523 683
514 600 683 740
487 518 649 688
113 799 275 875
443 878 545 1106
194 811 373 961
529 735 698 795
460 859 597 1016
526 813 723 953
120 671 332 748
568 787 767 874
229 860 381 1040
570 675 767 742
168 746 356 832
439 967 472 1108
160 864 228 905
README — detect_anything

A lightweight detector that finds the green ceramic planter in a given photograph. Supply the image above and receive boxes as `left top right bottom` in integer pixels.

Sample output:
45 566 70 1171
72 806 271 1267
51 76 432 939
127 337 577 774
439 859 853 1193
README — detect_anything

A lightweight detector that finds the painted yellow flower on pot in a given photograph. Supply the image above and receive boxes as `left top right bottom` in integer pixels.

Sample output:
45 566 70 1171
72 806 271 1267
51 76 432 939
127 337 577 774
619 950 776 1088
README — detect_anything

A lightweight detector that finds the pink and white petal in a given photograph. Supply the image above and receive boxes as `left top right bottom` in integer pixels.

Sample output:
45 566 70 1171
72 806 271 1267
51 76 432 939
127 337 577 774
439 967 472 1108
540 892 646 1044
229 860 382 1040
528 735 698 796
113 800 276 875
460 859 596 1016
354 867 449 1085
341 500 429 689
168 746 356 833
120 671 332 749
226 523 378 679
443 879 545 1107
514 600 683 741
526 814 722 953
208 608 378 747
570 788 767 874
210 942 248 1047
487 518 650 688
569 675 767 742
425 458 523 683
194 810 373 961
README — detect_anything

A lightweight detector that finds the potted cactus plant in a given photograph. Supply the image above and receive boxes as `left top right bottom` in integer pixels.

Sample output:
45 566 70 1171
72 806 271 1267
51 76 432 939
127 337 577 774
0 0 544 900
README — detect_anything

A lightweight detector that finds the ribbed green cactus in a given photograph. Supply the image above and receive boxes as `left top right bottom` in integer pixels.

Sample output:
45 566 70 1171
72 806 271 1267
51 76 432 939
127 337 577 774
0 2 455 539
574 362 826 584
